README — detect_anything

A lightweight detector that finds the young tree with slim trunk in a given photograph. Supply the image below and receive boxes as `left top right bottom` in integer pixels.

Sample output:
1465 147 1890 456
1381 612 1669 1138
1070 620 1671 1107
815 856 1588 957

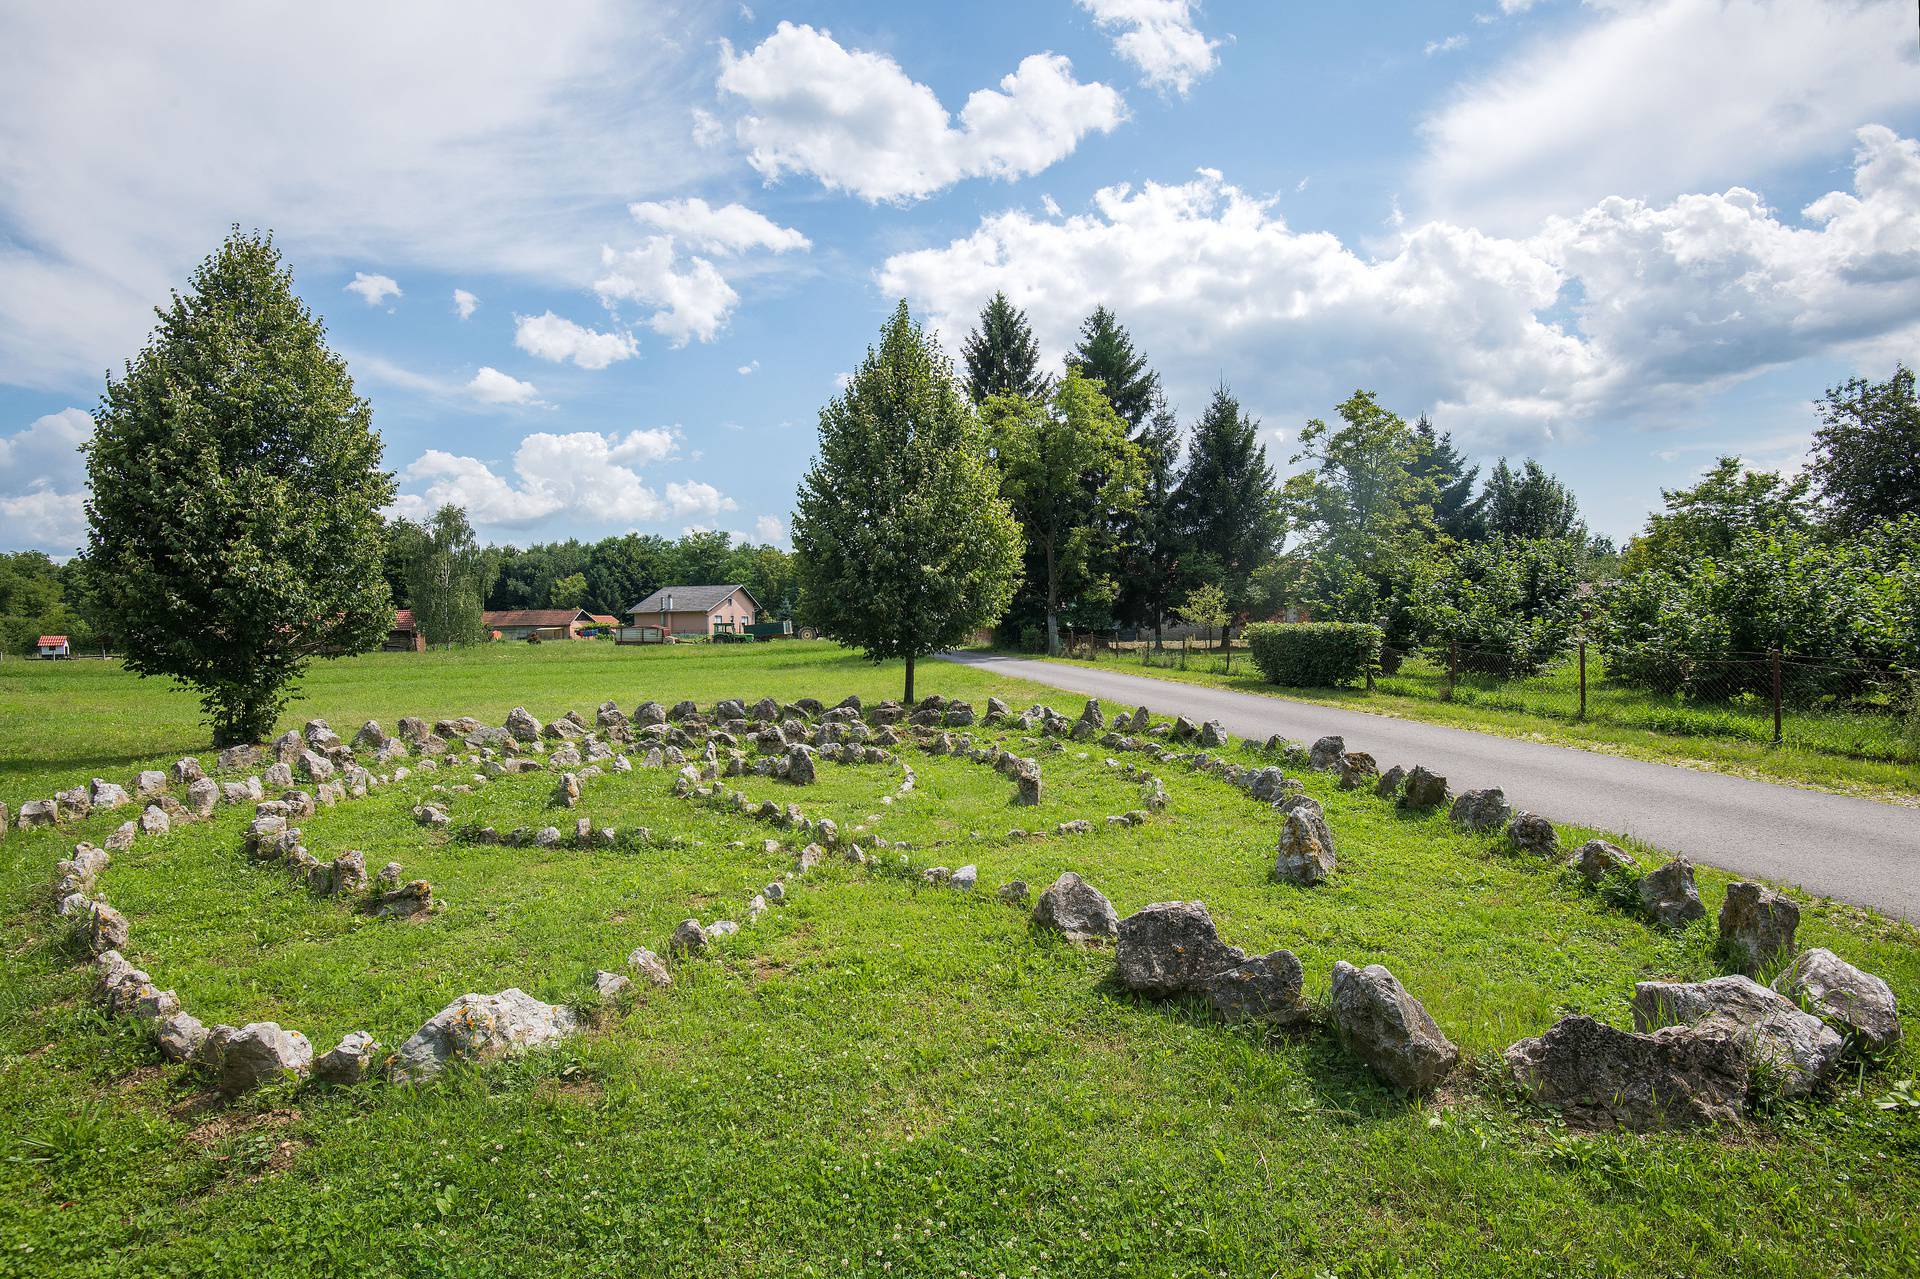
78 228 393 745
961 291 1049 404
406 504 494 646
793 302 1023 702
984 369 1144 656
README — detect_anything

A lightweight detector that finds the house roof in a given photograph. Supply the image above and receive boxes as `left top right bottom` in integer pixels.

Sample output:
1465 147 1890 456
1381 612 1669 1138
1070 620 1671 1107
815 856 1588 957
627 584 760 615
37 635 68 647
482 609 593 628
587 614 619 627
392 609 416 629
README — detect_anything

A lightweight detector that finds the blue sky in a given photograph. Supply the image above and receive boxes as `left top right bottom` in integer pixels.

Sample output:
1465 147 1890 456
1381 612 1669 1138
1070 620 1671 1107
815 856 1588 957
4 0 1919 556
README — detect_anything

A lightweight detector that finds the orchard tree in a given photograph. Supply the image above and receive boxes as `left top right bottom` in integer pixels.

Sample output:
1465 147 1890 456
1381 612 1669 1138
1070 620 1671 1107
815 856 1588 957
792 302 1022 702
985 370 1144 656
961 291 1048 403
406 504 494 646
79 228 393 744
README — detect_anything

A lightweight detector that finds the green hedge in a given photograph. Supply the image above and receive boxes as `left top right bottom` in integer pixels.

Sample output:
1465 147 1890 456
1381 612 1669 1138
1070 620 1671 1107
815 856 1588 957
1245 622 1382 687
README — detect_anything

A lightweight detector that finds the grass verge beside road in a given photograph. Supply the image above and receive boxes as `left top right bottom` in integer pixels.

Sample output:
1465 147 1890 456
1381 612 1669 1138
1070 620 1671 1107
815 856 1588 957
1030 649 1920 803
2 641 1917 1275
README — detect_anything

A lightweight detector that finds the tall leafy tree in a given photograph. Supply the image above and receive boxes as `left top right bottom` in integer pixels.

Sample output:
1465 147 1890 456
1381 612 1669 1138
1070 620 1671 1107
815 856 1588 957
406 505 494 645
1480 458 1586 541
961 291 1048 403
1624 456 1814 575
668 529 736 585
78 228 393 743
984 370 1144 655
793 302 1023 701
1173 386 1283 626
585 533 672 616
1067 306 1158 430
1114 391 1188 638
1410 416 1484 541
1809 364 1920 534
549 572 589 610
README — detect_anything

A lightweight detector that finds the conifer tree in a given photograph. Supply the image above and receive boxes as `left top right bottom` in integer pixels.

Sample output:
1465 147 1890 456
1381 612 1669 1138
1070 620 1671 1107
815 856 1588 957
793 302 1023 701
1173 385 1283 626
961 291 1048 403
1410 415 1484 540
1067 305 1158 430
79 228 394 744
1114 391 1187 638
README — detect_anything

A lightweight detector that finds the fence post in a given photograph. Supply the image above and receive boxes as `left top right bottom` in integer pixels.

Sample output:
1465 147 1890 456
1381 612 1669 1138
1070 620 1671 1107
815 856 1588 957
1446 639 1459 702
1181 634 1188 670
1223 626 1231 677
1578 641 1587 722
1770 647 1783 745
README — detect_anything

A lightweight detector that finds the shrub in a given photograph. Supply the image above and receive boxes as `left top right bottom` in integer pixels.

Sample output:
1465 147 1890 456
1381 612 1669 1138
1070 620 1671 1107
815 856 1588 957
1408 535 1582 678
1245 621 1381 687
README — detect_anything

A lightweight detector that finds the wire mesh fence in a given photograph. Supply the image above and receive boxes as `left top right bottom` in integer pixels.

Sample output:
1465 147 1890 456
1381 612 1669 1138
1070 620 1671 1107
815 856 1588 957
1052 629 1920 767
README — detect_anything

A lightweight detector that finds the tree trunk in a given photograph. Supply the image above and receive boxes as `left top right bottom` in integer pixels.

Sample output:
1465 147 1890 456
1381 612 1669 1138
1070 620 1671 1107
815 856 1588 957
904 652 916 705
1044 540 1061 656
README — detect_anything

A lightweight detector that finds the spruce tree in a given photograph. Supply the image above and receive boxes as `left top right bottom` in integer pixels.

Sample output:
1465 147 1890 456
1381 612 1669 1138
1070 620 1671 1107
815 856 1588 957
1068 306 1158 430
1173 385 1283 625
961 291 1048 404
1114 390 1187 638
1410 416 1484 540
79 228 394 744
793 302 1023 701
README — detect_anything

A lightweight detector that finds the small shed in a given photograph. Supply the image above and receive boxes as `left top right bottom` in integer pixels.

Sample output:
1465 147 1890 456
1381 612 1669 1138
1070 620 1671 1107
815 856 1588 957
482 608 596 642
625 585 761 639
37 634 70 659
385 609 426 652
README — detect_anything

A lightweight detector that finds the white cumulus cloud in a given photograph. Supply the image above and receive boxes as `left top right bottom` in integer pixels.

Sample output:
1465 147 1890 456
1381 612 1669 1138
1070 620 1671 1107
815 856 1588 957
0 407 93 552
716 21 1126 202
466 366 545 407
390 427 699 530
880 126 1920 447
1077 0 1220 95
627 198 810 255
344 272 401 306
512 311 638 369
452 288 478 320
753 514 786 545
594 239 738 345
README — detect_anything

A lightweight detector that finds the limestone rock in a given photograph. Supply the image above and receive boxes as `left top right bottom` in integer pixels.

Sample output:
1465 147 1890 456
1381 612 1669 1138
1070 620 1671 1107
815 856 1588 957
1631 974 1841 1097
997 880 1030 907
627 947 672 987
1718 881 1799 972
134 770 168 798
1272 807 1336 886
1033 872 1119 944
950 864 978 891
169 757 205 786
1336 752 1378 790
314 1031 378 1084
88 778 131 810
1373 765 1406 800
391 990 577 1082
87 901 131 954
592 970 631 1000
368 880 433 919
1449 788 1510 832
1504 1014 1745 1131
1202 950 1309 1024
215 1022 314 1092
156 1011 209 1063
185 777 219 819
1775 948 1901 1053
1568 839 1637 885
1506 811 1559 858
1115 901 1245 996
1399 766 1449 810
1330 961 1457 1093
786 743 818 785
505 706 542 742
1307 735 1345 770
1640 858 1706 930
1198 719 1229 748
669 918 708 955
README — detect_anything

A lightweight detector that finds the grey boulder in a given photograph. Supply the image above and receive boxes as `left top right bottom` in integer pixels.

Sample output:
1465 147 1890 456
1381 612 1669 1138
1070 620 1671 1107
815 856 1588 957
1114 901 1244 996
214 1022 314 1093
1568 839 1637 885
1202 950 1309 1024
1033 872 1119 943
1775 948 1901 1053
1631 974 1841 1097
1505 1014 1745 1131
314 1031 379 1084
1718 881 1799 971
1329 961 1457 1093
1640 858 1706 930
1449 788 1510 832
391 989 577 1082
1272 806 1336 886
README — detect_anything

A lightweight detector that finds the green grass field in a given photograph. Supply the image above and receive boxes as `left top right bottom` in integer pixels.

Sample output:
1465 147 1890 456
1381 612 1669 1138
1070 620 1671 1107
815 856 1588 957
2 642 1916 1277
1038 646 1920 802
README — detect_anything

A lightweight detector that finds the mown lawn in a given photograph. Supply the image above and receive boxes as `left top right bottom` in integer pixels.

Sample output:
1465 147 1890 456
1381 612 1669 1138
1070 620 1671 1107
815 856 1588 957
1 641 1916 1277
1033 647 1920 802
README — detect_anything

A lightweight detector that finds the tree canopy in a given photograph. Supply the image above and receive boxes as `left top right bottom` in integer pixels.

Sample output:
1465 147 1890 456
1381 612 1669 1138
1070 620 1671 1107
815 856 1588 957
1173 385 1283 623
1067 305 1159 431
961 291 1048 403
1809 363 1920 534
792 301 1023 700
78 228 393 743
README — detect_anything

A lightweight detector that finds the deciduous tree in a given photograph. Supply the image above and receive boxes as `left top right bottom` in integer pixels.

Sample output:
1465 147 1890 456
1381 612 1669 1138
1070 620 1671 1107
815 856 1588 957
792 302 1022 701
78 228 393 744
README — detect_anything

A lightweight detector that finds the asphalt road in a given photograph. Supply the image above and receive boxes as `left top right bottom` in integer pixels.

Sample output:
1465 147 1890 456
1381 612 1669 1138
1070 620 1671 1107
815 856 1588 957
944 652 1920 922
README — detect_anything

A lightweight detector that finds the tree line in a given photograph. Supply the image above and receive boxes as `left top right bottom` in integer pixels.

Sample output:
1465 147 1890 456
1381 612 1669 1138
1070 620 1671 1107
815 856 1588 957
380 514 797 647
